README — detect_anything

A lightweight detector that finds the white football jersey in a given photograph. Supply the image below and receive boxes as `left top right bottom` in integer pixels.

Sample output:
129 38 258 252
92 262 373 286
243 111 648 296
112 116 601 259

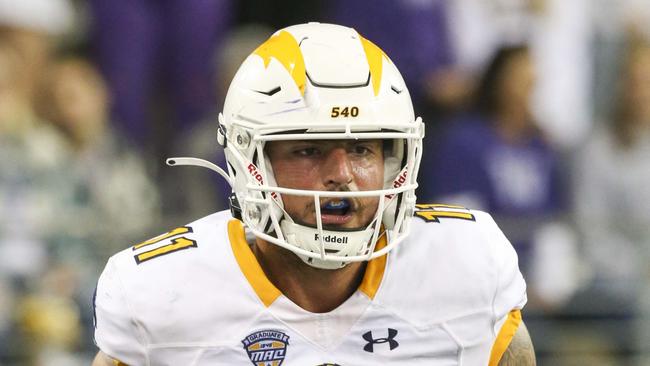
94 205 527 366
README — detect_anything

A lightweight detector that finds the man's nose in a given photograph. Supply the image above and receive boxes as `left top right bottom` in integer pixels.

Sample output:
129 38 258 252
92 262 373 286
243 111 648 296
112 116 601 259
322 147 354 188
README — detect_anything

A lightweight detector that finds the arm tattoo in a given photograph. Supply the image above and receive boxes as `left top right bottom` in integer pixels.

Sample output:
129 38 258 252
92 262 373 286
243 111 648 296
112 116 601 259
499 322 536 366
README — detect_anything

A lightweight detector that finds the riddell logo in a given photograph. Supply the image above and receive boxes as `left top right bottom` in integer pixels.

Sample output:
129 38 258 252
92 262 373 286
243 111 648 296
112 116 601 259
247 163 278 199
386 168 408 199
393 169 408 188
314 233 348 244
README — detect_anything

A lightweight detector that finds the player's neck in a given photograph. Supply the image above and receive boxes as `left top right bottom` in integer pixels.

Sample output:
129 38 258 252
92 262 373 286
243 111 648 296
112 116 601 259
253 239 366 313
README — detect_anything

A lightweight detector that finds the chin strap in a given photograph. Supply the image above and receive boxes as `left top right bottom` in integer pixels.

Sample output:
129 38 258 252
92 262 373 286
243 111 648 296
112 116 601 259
280 220 374 270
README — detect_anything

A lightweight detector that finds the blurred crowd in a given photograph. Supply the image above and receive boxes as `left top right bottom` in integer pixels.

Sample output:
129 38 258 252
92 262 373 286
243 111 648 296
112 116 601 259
1 0 650 365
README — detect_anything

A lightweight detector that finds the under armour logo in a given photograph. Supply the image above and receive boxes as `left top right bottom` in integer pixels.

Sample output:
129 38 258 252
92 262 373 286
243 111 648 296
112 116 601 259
362 328 399 352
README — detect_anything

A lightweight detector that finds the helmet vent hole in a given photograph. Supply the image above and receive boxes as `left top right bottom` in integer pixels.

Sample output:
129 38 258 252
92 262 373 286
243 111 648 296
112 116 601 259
253 86 282 96
391 85 402 94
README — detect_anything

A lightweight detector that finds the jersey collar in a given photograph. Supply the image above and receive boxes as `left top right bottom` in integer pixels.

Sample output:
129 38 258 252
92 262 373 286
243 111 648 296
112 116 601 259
228 219 388 307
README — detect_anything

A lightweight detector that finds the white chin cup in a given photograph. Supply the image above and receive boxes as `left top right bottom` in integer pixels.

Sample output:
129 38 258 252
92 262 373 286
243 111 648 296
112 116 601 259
280 220 374 270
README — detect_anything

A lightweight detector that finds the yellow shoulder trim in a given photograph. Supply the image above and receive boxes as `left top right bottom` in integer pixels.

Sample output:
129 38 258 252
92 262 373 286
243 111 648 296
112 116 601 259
358 234 388 299
228 220 282 307
489 309 522 366
228 219 387 304
360 36 388 96
253 30 306 95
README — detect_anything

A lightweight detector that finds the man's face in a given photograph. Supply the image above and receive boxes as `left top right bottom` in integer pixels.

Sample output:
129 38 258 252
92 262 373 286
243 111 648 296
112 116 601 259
266 139 384 230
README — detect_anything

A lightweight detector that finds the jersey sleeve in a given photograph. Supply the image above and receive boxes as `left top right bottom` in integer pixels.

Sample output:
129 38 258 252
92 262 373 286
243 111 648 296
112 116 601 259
476 212 527 364
481 212 527 319
94 256 148 365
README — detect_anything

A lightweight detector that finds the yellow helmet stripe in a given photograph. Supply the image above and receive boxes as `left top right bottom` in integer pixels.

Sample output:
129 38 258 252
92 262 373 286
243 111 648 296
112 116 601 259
360 36 387 96
253 30 306 95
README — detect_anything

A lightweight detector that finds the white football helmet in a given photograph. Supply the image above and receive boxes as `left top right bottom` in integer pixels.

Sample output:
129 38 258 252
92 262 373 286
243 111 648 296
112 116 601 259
169 23 424 269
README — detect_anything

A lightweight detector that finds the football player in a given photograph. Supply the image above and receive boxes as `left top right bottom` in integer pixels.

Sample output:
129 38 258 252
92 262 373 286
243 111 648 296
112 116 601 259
92 23 535 365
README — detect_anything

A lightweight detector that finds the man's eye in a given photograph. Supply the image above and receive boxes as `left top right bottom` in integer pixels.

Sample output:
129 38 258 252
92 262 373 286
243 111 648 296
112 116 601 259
295 147 319 156
352 145 372 155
